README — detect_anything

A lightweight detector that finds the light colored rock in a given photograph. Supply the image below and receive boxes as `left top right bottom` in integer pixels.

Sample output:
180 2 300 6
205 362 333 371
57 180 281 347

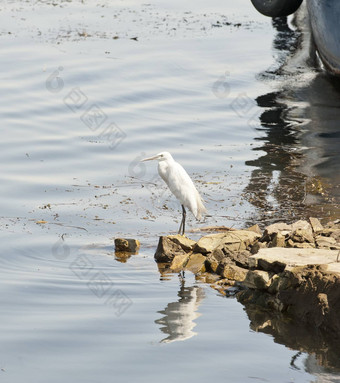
167 235 197 252
287 239 315 248
194 233 227 253
309 217 324 233
318 228 336 236
170 253 190 272
317 229 340 244
115 238 140 253
194 230 261 254
291 242 315 249
247 224 262 235
291 228 314 244
326 261 340 274
185 253 206 274
244 270 272 290
219 230 260 252
264 222 292 236
249 247 340 274
219 263 247 281
291 220 312 233
316 235 339 250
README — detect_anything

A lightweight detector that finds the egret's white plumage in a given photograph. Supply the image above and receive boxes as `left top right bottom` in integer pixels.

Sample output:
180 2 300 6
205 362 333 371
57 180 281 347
141 151 206 234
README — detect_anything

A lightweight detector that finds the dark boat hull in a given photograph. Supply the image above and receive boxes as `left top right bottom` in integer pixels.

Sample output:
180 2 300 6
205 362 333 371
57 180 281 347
306 1 340 75
250 0 303 17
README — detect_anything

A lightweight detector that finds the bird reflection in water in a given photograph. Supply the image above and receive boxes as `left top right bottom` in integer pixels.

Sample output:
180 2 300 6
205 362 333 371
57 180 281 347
155 277 205 343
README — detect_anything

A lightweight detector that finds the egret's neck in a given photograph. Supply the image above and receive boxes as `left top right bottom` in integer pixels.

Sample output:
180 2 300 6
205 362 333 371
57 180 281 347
158 159 171 178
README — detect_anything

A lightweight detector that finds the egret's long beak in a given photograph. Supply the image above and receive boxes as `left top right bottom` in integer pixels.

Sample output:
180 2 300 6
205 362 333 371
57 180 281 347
141 155 159 162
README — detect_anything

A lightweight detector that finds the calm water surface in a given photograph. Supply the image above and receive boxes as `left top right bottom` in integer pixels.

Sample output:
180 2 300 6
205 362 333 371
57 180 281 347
0 0 339 382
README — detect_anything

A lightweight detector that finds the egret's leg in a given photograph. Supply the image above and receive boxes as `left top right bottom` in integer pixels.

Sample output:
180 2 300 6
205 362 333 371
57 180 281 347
178 211 183 234
182 205 186 235
178 205 186 235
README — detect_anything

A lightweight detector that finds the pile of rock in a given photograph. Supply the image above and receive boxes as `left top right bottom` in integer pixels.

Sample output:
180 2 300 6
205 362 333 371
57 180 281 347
114 218 340 335
153 217 340 337
254 218 340 251
154 218 340 279
154 228 260 279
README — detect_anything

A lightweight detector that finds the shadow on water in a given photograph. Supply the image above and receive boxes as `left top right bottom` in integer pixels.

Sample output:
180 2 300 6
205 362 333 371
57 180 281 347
243 14 340 227
241 303 340 376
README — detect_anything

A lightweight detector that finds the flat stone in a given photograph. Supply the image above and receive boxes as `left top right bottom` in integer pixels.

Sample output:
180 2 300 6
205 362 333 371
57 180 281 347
114 238 140 253
194 233 227 253
244 270 271 290
264 222 292 236
326 261 340 274
167 235 197 252
194 230 261 254
218 230 261 252
185 253 206 274
249 248 340 274
170 253 190 273
309 217 324 233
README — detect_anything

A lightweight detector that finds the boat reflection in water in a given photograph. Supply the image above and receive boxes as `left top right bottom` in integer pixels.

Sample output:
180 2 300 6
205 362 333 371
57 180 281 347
155 278 204 343
244 13 340 226
241 11 340 379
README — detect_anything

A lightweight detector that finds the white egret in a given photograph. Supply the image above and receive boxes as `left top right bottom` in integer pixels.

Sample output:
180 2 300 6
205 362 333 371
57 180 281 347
141 152 206 235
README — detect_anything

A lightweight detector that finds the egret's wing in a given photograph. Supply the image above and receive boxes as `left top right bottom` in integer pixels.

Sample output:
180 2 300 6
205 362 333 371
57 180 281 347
162 162 206 219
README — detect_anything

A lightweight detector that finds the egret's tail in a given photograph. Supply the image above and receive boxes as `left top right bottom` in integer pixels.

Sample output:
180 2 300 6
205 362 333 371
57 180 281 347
195 195 207 220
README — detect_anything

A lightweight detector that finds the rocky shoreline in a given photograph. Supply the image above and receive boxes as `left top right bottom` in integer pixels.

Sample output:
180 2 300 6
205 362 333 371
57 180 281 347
115 217 340 338
149 218 340 338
